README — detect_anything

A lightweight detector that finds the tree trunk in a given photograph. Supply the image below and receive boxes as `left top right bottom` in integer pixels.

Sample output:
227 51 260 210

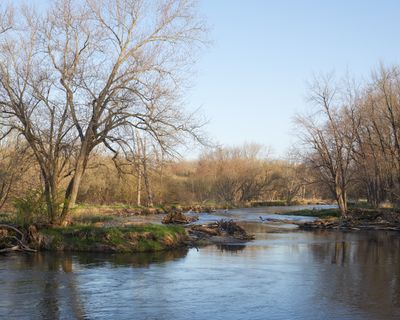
41 169 61 225
137 166 142 207
143 163 154 207
60 144 89 224
336 188 348 217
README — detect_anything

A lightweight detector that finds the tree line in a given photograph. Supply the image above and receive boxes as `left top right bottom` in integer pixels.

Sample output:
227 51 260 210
0 141 322 211
296 65 400 216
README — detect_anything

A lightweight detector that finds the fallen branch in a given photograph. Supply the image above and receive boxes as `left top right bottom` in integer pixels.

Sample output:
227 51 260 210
0 224 37 254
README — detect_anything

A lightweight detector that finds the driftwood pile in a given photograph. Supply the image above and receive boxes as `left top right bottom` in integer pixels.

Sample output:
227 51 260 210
0 224 38 254
188 220 255 241
162 210 198 224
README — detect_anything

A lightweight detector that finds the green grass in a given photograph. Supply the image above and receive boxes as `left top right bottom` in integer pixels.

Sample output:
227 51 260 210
40 224 186 252
74 203 138 209
283 208 340 218
252 200 288 207
73 203 169 210
72 214 114 225
0 212 17 224
348 200 372 209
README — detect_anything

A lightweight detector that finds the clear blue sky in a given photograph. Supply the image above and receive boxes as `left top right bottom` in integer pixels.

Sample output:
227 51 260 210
189 0 400 157
13 0 400 157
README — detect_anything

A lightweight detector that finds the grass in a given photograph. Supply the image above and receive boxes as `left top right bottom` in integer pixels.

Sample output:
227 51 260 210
251 200 288 207
0 211 17 224
72 214 114 225
283 208 340 218
348 200 372 209
74 203 141 209
72 203 168 217
39 224 187 252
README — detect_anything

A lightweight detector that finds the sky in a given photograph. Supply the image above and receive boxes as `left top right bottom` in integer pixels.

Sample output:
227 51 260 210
189 0 400 157
12 0 400 158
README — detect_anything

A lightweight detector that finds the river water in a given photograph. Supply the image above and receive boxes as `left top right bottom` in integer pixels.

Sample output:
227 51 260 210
1 206 400 320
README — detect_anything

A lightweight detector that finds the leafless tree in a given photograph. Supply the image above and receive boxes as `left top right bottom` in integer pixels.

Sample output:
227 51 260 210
0 0 206 224
0 3 12 34
296 75 360 215
351 65 400 206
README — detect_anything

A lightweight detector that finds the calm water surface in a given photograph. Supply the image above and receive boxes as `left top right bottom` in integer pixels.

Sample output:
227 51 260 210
1 206 400 320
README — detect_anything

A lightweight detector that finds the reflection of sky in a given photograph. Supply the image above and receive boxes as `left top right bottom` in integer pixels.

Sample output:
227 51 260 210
1 230 400 319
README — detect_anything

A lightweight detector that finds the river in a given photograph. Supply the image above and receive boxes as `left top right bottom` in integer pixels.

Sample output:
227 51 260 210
1 206 400 320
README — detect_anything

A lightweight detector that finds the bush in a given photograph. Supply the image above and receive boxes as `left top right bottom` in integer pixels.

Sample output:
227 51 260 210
13 189 47 225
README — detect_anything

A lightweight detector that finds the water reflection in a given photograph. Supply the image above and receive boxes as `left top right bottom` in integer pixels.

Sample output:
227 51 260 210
0 249 188 320
307 230 400 318
1 230 400 319
73 248 188 268
216 243 247 252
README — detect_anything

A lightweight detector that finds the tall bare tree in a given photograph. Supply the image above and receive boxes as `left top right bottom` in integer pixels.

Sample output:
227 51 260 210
0 0 205 224
296 75 359 215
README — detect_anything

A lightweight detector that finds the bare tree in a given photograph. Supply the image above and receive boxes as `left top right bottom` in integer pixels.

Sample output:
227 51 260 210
296 75 359 216
131 130 156 206
0 0 206 224
0 3 12 34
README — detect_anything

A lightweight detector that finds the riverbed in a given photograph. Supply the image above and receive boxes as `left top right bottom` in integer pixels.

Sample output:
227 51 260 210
1 206 400 319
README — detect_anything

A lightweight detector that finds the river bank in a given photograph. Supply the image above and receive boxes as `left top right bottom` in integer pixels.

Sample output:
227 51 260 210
0 203 318 254
279 207 400 232
0 218 254 254
0 224 188 253
4 204 399 254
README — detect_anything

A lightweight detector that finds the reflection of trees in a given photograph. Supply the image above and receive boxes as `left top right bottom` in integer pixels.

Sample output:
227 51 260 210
308 231 400 318
1 253 86 319
74 248 188 268
28 254 86 320
331 241 346 266
216 244 247 253
2 249 188 319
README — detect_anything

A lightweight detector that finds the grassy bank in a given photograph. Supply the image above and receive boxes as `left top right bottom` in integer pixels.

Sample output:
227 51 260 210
38 224 187 253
